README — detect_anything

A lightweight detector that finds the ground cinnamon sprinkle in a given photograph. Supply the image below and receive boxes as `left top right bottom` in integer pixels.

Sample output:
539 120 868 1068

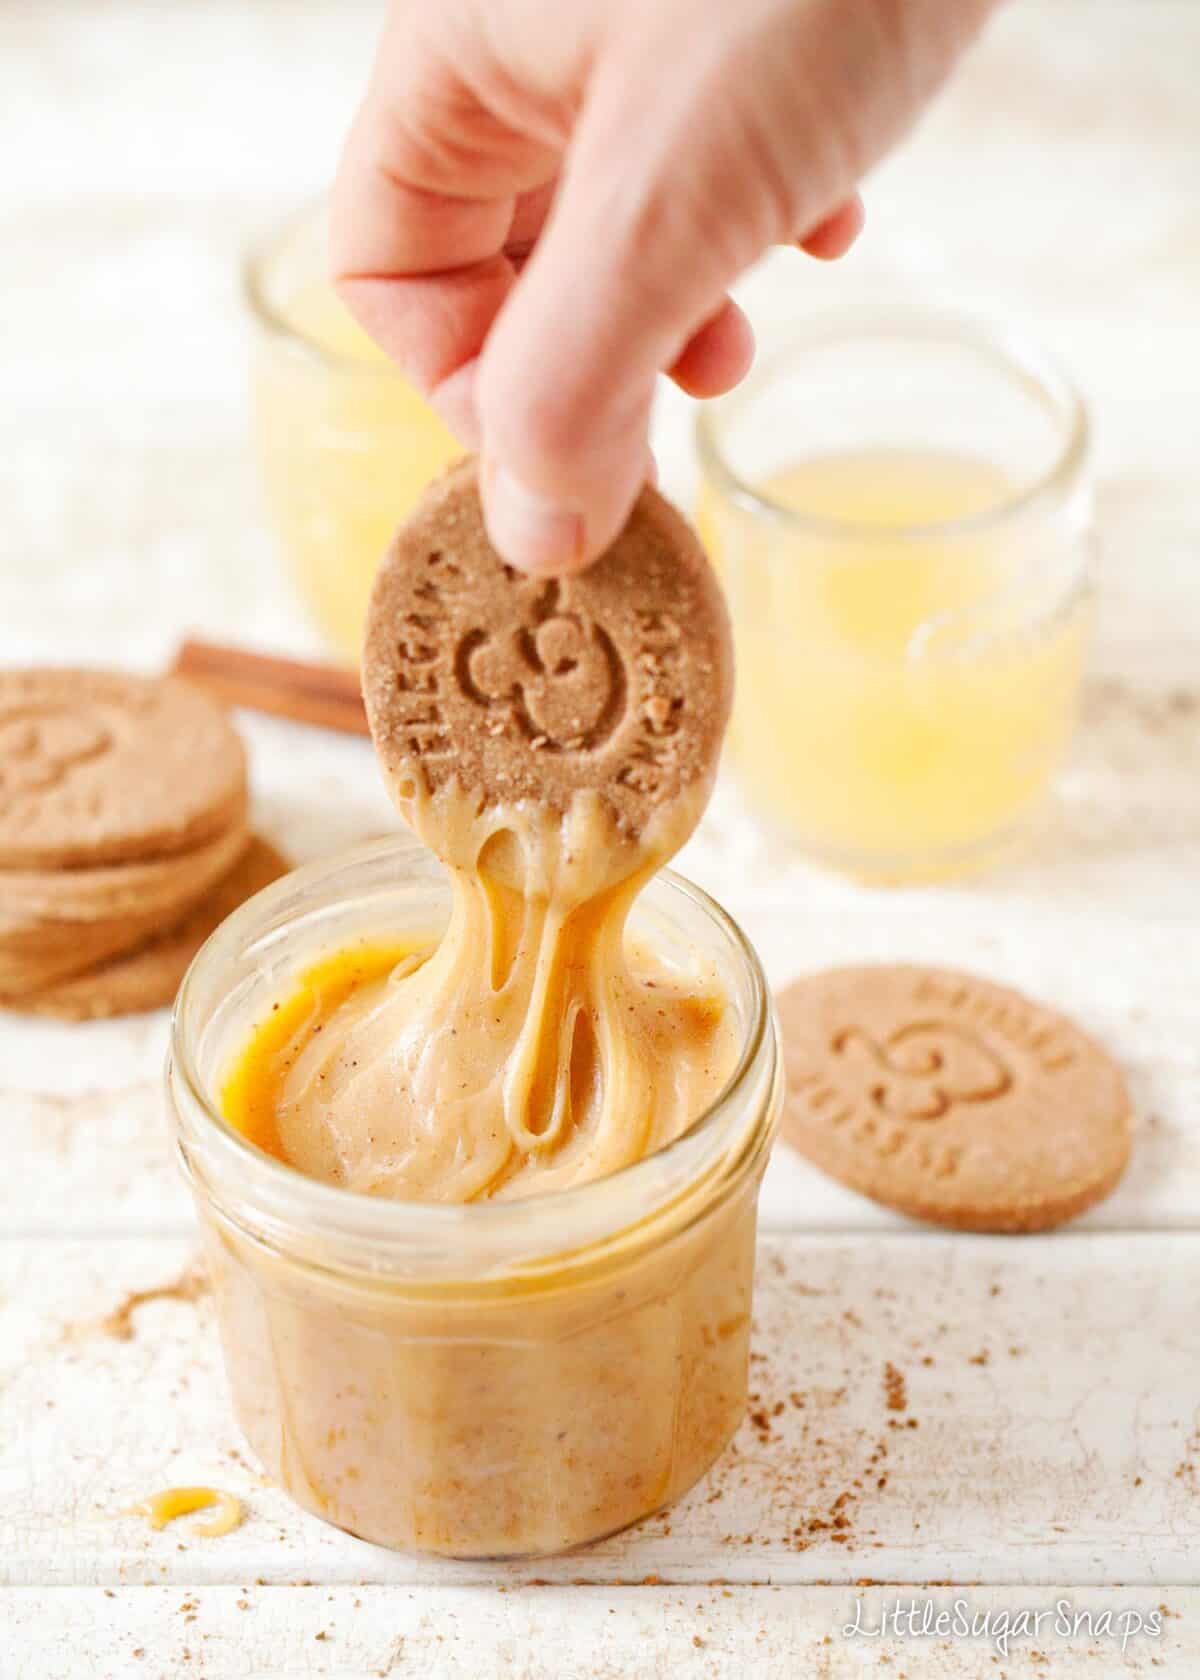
747 1401 774 1441
100 1263 210 1341
883 1361 908 1412
714 1331 911 1557
696 1264 960 1564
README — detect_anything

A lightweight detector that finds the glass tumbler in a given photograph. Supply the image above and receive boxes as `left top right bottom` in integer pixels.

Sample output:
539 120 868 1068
167 836 780 1559
245 206 462 661
696 310 1093 882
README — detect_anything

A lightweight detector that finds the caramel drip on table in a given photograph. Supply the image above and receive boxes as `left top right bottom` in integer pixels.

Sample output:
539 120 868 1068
130 1487 242 1538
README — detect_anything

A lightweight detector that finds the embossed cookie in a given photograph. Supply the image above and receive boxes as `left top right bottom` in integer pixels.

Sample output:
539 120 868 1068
0 819 250 996
0 806 249 924
363 460 732 834
20 836 289 1021
777 965 1132 1232
0 913 160 997
0 670 246 868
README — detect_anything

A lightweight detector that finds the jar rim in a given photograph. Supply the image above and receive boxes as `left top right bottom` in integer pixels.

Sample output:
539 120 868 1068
168 834 778 1281
694 305 1090 545
243 199 397 379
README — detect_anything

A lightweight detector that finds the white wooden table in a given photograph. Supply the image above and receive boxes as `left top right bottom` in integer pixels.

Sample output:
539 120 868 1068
2 3 1199 1673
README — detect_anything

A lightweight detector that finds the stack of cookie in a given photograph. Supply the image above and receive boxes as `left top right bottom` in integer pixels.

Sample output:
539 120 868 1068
0 669 287 1020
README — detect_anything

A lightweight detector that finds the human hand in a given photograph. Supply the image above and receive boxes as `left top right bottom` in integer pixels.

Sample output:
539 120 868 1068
333 0 998 574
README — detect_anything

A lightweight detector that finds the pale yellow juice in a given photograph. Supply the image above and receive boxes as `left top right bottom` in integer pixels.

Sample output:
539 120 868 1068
700 448 1089 877
252 279 461 659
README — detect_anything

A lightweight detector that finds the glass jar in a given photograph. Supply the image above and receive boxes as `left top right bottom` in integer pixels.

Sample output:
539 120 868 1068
244 205 462 661
696 309 1093 883
167 836 779 1559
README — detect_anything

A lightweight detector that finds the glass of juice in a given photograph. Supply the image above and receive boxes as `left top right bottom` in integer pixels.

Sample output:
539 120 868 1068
696 309 1093 882
245 205 463 661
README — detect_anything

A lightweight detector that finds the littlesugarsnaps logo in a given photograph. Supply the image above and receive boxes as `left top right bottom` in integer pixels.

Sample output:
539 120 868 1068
841 1596 1164 1658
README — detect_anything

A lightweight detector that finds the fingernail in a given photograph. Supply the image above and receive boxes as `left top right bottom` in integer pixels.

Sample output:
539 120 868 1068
485 468 585 575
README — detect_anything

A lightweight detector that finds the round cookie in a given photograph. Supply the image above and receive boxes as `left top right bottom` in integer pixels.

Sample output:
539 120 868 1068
0 670 246 868
0 820 251 996
777 964 1132 1233
20 836 290 1021
0 916 162 996
0 800 248 922
363 459 733 835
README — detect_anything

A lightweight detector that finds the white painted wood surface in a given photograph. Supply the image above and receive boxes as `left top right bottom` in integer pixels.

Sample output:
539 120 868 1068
2 2 1198 1674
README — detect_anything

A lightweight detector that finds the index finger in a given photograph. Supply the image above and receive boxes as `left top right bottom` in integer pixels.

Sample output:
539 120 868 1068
330 74 557 418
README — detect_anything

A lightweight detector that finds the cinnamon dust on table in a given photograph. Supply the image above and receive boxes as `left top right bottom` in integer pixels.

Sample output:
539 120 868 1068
703 1281 941 1562
1175 1424 1200 1487
1083 676 1200 735
883 1361 908 1413
100 1262 209 1341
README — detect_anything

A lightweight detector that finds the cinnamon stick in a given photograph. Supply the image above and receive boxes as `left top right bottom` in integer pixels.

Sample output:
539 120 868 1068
170 639 370 735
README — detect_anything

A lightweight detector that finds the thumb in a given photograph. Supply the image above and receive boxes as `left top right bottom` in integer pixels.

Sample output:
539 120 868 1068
475 36 764 576
475 0 996 575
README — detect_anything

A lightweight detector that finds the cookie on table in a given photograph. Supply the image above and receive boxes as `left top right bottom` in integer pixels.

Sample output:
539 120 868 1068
0 669 246 869
0 796 249 922
0 819 251 996
363 459 733 836
22 836 290 1021
777 964 1132 1233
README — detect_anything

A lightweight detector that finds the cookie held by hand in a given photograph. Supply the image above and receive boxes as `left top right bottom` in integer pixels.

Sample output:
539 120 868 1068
363 460 733 837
